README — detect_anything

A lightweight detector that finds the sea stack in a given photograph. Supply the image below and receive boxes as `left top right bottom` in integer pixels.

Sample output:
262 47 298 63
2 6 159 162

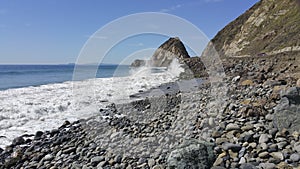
151 37 190 67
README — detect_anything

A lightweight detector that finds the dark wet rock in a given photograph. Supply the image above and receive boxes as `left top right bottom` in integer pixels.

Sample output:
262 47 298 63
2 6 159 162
167 140 215 169
34 131 44 140
12 137 25 146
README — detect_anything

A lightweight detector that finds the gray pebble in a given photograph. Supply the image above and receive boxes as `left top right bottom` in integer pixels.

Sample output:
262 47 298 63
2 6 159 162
225 123 240 131
258 134 269 144
290 153 300 162
43 154 54 161
221 142 242 152
258 163 276 169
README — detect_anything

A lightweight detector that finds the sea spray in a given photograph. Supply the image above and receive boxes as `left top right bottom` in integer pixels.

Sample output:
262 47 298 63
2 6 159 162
0 64 182 149
167 59 185 78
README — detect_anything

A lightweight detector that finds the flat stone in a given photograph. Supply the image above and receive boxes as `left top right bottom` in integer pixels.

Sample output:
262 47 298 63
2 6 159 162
241 124 254 131
259 134 269 144
258 152 269 158
270 152 284 160
277 141 288 149
268 144 278 152
225 123 240 131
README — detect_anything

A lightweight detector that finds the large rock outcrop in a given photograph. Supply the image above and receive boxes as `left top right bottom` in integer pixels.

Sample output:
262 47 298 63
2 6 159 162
167 140 215 169
274 87 300 132
130 37 208 78
151 37 190 67
206 0 300 58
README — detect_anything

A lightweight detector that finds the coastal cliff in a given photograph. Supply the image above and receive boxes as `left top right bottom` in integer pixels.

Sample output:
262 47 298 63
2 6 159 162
207 0 300 58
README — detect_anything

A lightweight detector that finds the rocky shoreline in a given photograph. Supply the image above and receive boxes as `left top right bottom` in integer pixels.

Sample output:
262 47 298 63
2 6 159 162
1 0 299 167
0 55 300 169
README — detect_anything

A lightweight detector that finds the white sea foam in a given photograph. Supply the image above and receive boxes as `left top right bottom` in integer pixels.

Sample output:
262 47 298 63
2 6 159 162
0 66 183 148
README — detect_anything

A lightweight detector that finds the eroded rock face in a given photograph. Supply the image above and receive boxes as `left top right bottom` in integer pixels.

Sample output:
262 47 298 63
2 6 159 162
274 87 300 132
151 37 190 67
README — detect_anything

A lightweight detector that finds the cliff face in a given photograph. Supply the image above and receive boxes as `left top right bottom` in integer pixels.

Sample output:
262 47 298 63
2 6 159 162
208 0 300 57
151 37 190 67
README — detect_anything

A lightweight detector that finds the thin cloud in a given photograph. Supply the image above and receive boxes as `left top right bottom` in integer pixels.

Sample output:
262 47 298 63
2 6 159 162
160 4 182 13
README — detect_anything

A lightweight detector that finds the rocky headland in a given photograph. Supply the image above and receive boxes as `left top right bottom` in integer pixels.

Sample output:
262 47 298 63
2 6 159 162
1 0 300 168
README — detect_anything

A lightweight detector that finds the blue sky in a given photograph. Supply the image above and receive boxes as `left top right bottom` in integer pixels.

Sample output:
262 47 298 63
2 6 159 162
0 0 259 64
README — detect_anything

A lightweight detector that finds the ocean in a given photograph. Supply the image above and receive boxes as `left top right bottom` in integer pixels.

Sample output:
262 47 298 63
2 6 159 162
0 63 183 148
0 64 130 91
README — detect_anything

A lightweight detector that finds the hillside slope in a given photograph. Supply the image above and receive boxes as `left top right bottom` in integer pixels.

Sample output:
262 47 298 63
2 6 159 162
210 0 300 57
